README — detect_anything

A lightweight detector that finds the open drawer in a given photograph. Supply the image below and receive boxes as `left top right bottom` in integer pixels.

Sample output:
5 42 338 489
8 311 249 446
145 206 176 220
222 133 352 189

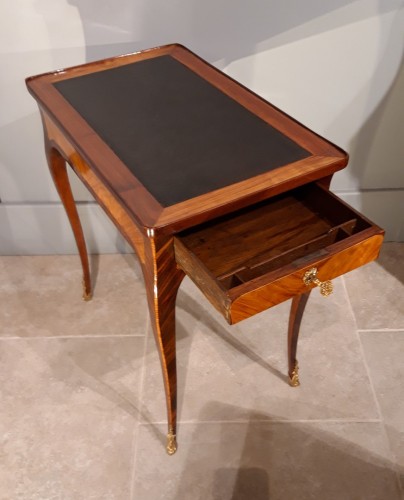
174 183 384 324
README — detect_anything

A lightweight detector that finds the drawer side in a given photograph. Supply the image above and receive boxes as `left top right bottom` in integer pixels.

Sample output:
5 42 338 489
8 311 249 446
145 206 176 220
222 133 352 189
174 237 231 321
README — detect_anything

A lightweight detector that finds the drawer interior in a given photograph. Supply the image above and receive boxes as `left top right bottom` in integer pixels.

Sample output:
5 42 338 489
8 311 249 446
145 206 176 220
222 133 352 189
175 183 373 291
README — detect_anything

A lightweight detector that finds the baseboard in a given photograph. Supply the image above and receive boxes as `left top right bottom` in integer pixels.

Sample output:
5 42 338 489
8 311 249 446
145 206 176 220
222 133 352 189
1 190 403 255
0 203 133 255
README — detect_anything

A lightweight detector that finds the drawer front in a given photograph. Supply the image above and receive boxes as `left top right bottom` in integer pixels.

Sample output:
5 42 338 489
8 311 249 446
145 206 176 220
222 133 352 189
229 233 383 323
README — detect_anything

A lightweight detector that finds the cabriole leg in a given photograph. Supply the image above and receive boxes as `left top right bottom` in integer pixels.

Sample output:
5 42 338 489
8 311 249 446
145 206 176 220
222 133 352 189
45 143 91 300
142 234 184 454
287 291 311 387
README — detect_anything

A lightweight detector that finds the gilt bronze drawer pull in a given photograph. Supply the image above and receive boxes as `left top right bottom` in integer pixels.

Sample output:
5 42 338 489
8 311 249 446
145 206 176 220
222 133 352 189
303 267 333 297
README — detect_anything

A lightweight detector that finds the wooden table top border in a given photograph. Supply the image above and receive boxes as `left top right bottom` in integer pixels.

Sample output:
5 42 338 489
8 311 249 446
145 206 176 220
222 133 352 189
26 43 348 232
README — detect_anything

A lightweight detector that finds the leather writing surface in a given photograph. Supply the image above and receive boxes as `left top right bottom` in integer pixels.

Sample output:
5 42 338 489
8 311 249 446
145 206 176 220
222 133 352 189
54 56 310 207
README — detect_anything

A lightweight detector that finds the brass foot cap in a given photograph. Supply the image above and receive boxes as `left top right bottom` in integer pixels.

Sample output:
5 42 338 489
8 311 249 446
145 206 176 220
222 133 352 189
82 291 92 302
82 279 92 301
289 375 300 387
288 362 300 387
166 432 177 455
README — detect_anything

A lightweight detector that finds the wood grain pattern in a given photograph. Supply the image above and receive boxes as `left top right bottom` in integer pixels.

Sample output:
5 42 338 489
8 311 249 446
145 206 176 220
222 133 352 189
174 237 231 322
42 110 146 264
174 183 384 325
153 155 345 231
229 234 384 323
141 233 185 440
44 140 92 298
288 292 311 381
177 193 332 279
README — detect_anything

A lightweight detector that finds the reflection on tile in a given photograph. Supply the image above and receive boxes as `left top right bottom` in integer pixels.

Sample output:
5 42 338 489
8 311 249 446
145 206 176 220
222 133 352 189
142 277 378 422
0 336 144 499
133 421 401 500
0 254 147 337
344 243 404 330
360 330 404 492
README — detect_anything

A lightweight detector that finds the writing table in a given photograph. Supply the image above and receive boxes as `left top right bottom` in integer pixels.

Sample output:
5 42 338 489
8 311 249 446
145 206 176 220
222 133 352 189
26 44 384 454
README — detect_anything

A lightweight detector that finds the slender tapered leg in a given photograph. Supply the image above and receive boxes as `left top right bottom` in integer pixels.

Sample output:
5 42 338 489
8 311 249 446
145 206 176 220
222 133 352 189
142 233 185 454
287 291 311 387
45 143 91 300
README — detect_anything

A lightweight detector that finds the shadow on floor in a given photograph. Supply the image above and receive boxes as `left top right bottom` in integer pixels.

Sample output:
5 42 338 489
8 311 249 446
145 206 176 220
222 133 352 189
177 290 288 385
174 402 403 499
376 243 404 287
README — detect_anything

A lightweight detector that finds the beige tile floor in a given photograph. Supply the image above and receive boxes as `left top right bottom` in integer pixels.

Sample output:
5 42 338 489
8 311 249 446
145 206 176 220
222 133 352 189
0 243 403 500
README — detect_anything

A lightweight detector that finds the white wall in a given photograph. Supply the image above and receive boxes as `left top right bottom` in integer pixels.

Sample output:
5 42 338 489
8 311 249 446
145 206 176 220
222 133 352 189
0 0 403 254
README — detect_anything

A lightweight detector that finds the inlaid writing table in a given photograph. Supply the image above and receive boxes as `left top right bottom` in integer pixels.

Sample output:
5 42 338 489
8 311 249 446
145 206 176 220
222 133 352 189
26 44 384 455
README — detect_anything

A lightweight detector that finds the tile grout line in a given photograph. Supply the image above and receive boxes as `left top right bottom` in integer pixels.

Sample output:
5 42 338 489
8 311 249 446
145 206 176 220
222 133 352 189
358 328 404 333
138 418 384 425
357 329 404 498
341 276 403 496
0 334 146 340
341 276 383 421
341 277 383 420
129 314 151 500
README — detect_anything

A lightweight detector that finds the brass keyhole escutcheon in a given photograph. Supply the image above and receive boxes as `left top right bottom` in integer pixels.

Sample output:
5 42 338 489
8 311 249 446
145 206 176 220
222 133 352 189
303 267 333 297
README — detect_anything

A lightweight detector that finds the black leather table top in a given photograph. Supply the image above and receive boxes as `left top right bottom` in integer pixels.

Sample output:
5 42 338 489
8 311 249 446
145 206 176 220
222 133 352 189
54 55 309 207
